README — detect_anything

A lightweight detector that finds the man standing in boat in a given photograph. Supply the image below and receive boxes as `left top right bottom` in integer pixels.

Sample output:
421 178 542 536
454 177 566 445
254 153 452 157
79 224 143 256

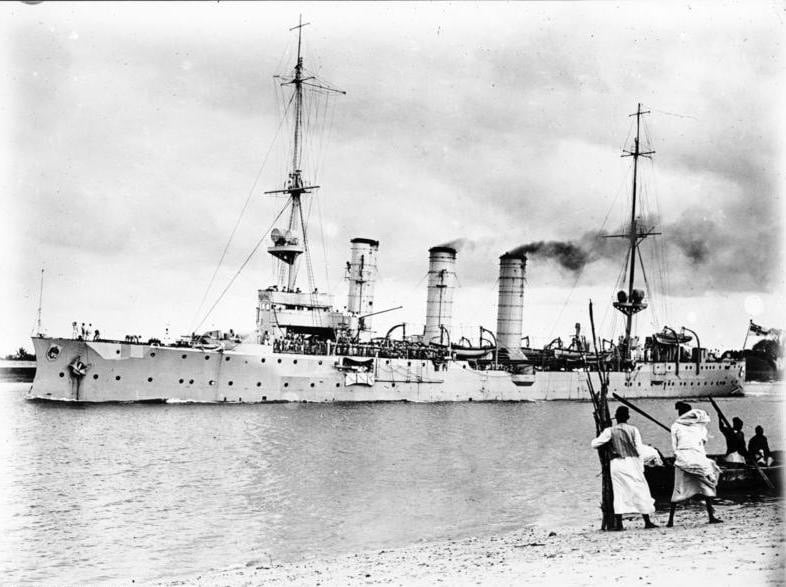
591 406 658 530
718 415 747 464
667 401 723 527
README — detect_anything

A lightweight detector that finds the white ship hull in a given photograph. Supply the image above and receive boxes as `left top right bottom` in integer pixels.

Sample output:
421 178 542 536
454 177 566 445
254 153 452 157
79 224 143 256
29 337 745 403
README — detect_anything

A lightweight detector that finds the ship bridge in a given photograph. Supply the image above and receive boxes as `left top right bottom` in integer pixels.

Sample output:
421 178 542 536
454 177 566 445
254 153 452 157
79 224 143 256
256 287 356 340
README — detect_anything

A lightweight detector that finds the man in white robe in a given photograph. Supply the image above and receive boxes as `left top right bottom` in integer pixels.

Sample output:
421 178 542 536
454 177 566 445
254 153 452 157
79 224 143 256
667 401 723 527
591 406 658 530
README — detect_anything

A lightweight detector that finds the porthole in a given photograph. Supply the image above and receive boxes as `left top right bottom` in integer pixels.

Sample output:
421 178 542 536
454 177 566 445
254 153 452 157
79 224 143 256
385 360 390 365
189 379 194 384
228 381 234 386
179 378 184 384
209 380 214 386
93 374 99 380
116 350 120 355
225 357 230 362
293 359 298 364
59 372 65 378
256 382 261 387
182 354 187 359
392 382 396 387
205 356 210 361
335 383 340 388
284 382 289 388
407 361 411 366
318 360 323 365
277 359 282 364
116 375 121 381
310 383 315 388
261 358 266 363
151 352 156 357
262 396 267 401
148 377 153 382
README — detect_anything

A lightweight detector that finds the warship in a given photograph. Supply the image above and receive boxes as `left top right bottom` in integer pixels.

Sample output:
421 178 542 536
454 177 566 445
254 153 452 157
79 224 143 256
28 23 745 403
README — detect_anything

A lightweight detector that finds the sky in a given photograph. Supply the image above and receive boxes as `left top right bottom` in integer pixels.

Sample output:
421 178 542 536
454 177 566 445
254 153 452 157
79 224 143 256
1 1 784 355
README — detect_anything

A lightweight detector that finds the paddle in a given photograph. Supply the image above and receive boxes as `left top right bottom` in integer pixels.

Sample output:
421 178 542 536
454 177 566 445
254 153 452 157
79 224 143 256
707 397 775 491
611 393 671 433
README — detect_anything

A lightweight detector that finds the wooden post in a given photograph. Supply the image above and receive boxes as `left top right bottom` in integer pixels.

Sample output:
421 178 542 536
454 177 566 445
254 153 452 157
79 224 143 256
589 300 615 531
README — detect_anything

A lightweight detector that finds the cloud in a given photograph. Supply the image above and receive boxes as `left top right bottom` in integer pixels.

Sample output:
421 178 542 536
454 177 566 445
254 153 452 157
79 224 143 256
1 2 783 355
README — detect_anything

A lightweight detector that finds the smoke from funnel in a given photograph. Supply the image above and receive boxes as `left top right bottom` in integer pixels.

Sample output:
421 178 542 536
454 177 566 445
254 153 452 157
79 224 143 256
507 240 592 272
433 238 473 253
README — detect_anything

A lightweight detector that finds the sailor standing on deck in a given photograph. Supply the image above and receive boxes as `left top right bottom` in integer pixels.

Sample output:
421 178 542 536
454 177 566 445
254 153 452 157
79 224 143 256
591 406 658 530
667 401 723 527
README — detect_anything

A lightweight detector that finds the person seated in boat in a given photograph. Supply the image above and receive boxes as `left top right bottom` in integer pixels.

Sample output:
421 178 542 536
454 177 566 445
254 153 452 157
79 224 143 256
747 426 774 466
639 443 664 467
667 401 723 527
719 416 747 464
591 406 658 530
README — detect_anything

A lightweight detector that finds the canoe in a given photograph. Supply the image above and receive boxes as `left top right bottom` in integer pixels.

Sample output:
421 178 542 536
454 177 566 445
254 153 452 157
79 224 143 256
643 451 782 498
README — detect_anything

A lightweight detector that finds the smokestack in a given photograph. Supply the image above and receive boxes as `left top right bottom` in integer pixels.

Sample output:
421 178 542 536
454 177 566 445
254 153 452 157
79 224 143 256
496 252 526 360
347 238 379 329
423 246 457 345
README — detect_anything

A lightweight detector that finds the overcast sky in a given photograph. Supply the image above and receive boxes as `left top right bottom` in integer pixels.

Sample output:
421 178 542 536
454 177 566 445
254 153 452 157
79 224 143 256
1 2 783 355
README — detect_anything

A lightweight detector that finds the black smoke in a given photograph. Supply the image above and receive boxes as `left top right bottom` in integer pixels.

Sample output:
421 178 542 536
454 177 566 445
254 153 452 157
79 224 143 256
508 241 592 271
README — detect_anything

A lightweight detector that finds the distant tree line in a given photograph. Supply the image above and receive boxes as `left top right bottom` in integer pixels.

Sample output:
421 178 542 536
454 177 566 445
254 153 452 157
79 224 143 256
3 347 35 361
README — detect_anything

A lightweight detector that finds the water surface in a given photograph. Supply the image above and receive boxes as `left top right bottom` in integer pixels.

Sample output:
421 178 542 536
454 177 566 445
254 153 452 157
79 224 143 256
0 382 781 583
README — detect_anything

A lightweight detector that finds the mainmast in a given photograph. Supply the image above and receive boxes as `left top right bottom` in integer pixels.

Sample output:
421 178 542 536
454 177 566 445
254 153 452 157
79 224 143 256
608 103 659 359
265 16 344 292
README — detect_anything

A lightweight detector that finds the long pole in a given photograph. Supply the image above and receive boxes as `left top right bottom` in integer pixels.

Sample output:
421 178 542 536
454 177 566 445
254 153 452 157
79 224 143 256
742 319 751 351
589 300 614 531
611 393 671 433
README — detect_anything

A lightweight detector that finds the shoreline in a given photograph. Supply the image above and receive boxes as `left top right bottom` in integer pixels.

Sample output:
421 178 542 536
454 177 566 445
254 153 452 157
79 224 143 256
167 499 784 586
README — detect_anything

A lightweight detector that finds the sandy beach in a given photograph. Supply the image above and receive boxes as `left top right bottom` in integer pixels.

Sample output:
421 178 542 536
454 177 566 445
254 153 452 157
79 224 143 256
167 499 784 586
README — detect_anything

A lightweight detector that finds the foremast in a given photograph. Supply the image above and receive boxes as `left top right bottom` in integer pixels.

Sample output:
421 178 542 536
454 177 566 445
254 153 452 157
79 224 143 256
608 103 660 360
264 17 345 292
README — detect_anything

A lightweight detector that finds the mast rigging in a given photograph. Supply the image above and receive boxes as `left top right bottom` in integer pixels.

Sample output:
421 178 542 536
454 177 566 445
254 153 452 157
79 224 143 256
606 103 660 359
265 15 345 292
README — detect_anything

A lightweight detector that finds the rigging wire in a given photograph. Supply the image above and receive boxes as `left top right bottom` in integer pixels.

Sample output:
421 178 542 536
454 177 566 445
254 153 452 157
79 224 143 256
194 200 290 333
190 92 295 331
316 185 331 290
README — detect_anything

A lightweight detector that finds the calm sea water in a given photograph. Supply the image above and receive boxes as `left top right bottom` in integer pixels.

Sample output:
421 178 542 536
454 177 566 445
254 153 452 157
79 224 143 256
0 382 782 583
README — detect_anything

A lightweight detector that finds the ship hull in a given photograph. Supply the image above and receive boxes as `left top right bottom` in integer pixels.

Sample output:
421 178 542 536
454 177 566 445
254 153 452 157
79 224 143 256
29 337 745 403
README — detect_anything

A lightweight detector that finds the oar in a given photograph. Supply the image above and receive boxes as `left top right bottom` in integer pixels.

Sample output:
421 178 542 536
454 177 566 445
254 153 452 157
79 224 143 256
707 397 732 429
611 393 671 433
707 397 775 491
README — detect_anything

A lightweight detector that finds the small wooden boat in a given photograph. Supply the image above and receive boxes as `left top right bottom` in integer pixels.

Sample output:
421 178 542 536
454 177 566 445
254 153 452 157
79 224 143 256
644 451 782 498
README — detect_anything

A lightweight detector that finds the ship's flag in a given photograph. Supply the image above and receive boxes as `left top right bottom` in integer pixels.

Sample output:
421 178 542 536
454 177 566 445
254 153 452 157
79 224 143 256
749 320 782 336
